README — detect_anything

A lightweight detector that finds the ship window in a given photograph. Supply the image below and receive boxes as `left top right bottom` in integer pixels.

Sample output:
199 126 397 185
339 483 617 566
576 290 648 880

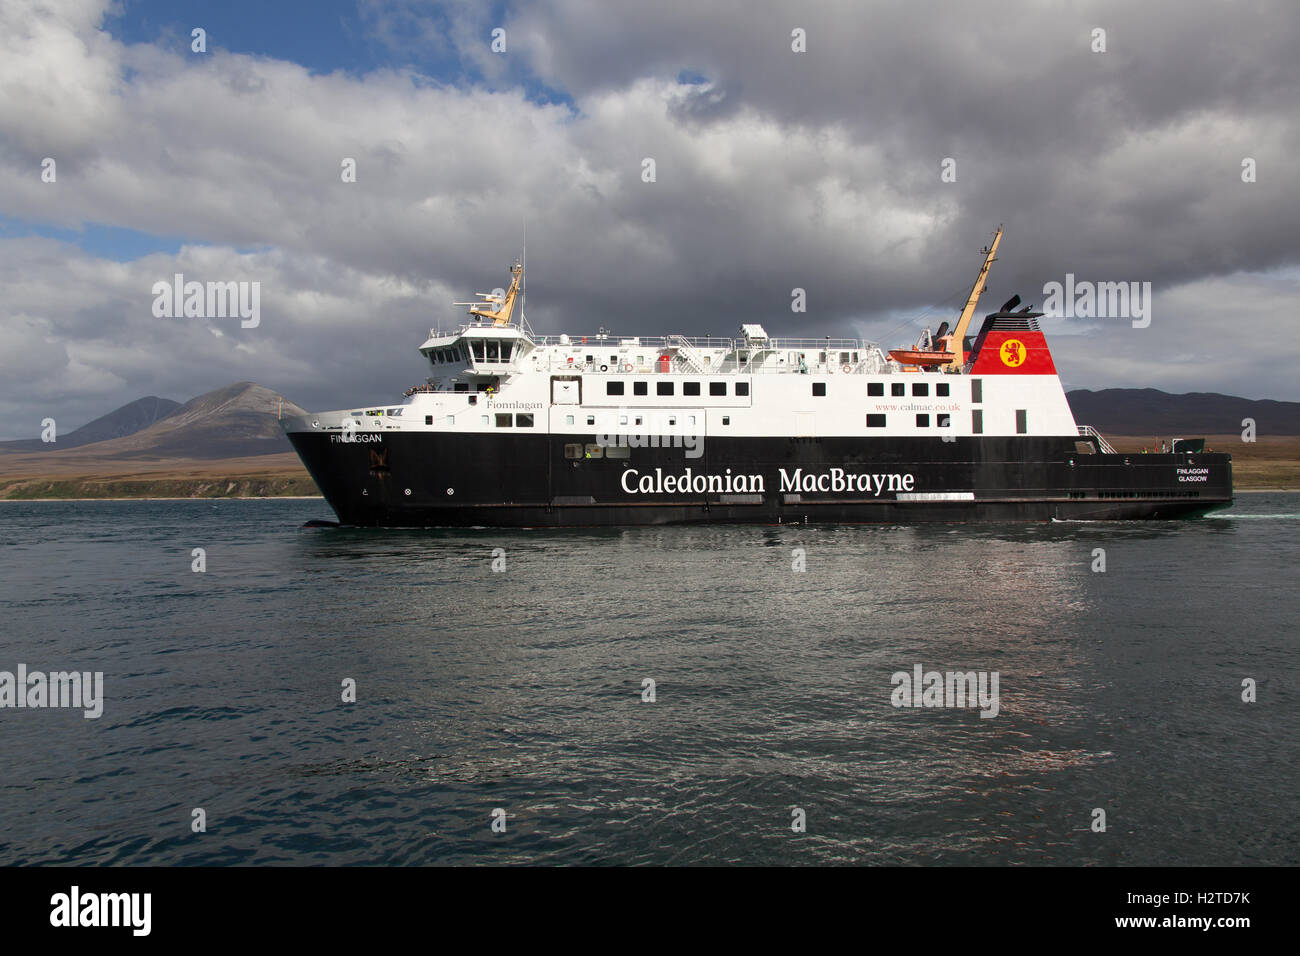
916 414 930 427
937 414 951 428
722 416 731 425
481 415 489 425
735 382 750 396
637 355 645 365
688 415 696 426
586 355 594 365
867 414 886 427
454 383 468 392
425 415 433 425
936 383 949 397
710 382 726 396
1016 409 1027 434
635 416 643 426
496 413 512 427
668 416 677 426
468 395 477 405
584 443 604 459
868 382 884 397
446 415 455 425
912 383 929 397
971 379 982 403
516 414 534 427
619 415 628 425
610 355 618 365
565 443 583 459
853 352 859 363
972 409 983 434
891 383 905 396
819 352 827 364
657 382 674 396
684 381 701 396
565 414 574 425
634 381 648 395
605 445 630 459
812 382 826 397
473 340 485 361
587 415 595 425
607 381 625 396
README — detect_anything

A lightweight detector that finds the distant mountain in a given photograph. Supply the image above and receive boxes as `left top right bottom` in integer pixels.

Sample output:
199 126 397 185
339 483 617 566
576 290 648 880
0 396 180 451
1067 388 1300 436
77 382 308 459
2 383 307 460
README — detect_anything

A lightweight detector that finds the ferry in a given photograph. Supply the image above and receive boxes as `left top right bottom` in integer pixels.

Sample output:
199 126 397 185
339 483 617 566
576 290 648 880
282 228 1233 526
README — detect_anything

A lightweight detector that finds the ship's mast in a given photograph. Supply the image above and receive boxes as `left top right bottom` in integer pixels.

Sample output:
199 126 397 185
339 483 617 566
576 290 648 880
454 261 523 327
943 225 1002 369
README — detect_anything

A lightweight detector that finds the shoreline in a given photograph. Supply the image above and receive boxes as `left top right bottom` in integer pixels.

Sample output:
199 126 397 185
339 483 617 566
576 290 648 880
0 495 325 502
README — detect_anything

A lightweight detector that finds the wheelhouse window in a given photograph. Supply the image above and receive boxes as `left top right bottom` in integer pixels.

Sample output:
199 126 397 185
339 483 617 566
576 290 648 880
472 340 485 361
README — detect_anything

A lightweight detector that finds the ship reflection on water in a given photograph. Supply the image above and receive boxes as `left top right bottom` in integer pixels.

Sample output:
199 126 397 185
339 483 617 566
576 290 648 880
279 516 1265 864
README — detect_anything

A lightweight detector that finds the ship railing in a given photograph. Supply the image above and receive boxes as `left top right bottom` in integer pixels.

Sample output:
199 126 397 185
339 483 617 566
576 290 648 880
1078 425 1117 454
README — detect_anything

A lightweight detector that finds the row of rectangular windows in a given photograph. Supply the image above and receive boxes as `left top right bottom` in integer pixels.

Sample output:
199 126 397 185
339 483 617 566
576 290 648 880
607 380 971 399
606 380 750 397
425 408 1025 433
866 410 1025 432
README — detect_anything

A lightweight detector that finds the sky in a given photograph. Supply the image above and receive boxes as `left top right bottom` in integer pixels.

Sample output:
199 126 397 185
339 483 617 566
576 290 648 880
1 0 1298 438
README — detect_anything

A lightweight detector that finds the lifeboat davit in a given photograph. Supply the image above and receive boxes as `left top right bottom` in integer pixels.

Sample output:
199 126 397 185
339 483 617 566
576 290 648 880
888 349 953 367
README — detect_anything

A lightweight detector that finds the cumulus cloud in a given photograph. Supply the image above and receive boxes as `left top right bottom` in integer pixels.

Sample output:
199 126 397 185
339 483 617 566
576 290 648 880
1 0 1298 437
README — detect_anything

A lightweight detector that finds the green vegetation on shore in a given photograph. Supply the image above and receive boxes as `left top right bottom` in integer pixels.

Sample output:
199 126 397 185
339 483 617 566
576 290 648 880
0 475 320 500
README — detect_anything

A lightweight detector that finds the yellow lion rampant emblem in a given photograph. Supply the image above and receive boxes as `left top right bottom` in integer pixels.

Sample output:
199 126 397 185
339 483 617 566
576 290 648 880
1000 338 1027 367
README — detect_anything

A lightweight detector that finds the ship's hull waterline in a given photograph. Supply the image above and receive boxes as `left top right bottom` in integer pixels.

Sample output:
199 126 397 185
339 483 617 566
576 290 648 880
288 432 1233 527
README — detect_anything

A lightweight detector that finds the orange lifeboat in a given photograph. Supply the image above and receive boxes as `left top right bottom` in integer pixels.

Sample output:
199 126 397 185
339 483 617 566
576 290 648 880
888 349 953 367
891 327 954 367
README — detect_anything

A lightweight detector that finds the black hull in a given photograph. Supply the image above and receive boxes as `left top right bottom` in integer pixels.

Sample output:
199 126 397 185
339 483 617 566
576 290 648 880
287 432 1233 527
